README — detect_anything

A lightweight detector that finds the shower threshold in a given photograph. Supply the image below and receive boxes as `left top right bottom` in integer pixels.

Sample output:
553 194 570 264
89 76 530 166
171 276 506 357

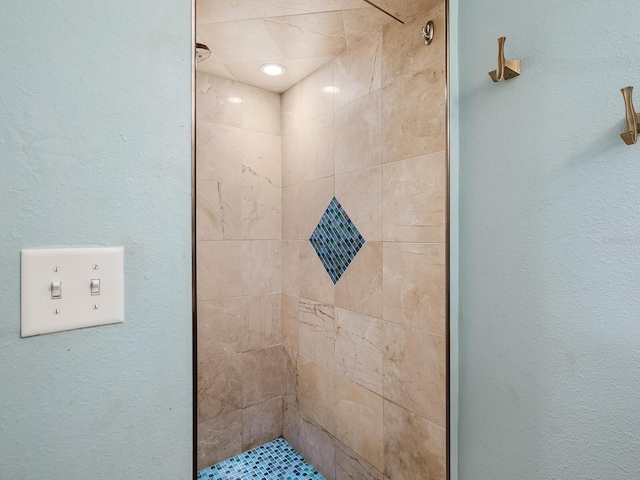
198 437 325 480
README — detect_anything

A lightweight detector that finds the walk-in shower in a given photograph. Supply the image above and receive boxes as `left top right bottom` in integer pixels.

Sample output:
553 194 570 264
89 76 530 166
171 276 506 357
194 0 450 478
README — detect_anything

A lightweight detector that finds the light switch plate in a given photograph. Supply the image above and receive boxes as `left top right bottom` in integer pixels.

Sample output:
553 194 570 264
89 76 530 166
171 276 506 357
21 247 124 337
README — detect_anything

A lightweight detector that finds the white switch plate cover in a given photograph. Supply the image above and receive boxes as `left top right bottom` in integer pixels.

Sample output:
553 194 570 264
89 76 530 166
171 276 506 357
21 247 124 337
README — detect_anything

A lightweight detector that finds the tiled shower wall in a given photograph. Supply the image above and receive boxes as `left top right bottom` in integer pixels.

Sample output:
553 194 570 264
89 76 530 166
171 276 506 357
280 2 447 479
195 72 290 471
196 0 446 477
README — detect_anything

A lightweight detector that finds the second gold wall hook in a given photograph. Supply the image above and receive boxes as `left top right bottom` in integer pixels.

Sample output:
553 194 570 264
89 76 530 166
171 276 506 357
620 86 640 145
489 37 521 83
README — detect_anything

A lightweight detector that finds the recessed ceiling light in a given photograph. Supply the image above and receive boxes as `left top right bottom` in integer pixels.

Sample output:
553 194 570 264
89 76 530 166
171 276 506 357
323 86 340 94
228 97 242 104
261 64 286 76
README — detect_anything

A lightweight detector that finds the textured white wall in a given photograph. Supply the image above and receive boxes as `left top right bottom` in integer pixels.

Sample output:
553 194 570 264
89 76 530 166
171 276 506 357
0 1 193 479
458 1 640 478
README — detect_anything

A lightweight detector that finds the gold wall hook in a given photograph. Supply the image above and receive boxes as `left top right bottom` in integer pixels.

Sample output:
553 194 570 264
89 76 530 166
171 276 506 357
488 37 521 82
620 86 640 145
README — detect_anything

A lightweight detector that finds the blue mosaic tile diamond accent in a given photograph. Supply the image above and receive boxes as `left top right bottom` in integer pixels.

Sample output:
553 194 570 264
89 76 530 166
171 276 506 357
309 197 365 284
197 437 325 480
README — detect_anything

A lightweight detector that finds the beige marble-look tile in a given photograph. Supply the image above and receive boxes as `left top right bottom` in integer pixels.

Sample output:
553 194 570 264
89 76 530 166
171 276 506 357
196 180 224 241
335 308 383 395
197 297 247 361
197 411 243 471
196 72 243 127
342 0 373 8
261 294 283 348
246 299 263 353
282 83 301 132
283 399 302 452
364 0 436 24
197 241 242 301
383 322 446 428
202 19 283 65
298 356 335 436
242 345 285 407
196 115 278 190
300 241 335 304
242 83 281 135
282 184 301 241
382 69 445 163
242 396 283 451
335 242 383 318
265 12 346 70
282 127 303 187
299 114 335 183
335 375 384 472
259 0 343 18
196 0 261 25
241 129 282 187
299 300 335 370
382 1 445 82
335 91 382 175
219 184 282 240
300 61 336 126
282 345 298 405
335 439 384 480
383 243 445 335
282 241 301 296
384 400 446 480
298 410 337 480
335 31 382 107
240 185 281 240
298 176 335 240
382 152 446 243
335 166 382 240
246 293 282 350
282 86 303 186
241 240 281 296
198 355 243 423
343 7 391 47
196 121 243 183
196 51 235 80
282 293 300 351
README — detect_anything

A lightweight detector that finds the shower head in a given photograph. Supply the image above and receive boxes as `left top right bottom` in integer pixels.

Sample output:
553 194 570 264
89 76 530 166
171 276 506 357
196 43 211 64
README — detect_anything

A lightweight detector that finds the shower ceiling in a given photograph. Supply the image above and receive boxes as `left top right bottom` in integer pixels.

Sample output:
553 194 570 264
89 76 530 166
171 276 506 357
195 0 392 92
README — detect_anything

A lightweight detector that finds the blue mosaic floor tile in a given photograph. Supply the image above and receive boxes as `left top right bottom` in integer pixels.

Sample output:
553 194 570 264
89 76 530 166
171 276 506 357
197 437 325 480
309 197 365 284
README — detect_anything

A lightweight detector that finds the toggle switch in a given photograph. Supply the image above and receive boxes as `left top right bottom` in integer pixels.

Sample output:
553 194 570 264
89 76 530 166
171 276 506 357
51 281 62 300
91 279 101 296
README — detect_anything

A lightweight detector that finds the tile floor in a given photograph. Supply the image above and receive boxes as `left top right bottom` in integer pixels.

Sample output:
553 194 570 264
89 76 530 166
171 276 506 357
197 437 325 480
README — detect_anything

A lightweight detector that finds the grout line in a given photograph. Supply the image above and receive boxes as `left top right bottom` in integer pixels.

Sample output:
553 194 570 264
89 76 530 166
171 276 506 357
340 7 348 49
383 396 448 432
197 291 284 302
362 0 405 24
380 32 385 422
196 117 283 138
198 9 347 28
290 292 447 338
